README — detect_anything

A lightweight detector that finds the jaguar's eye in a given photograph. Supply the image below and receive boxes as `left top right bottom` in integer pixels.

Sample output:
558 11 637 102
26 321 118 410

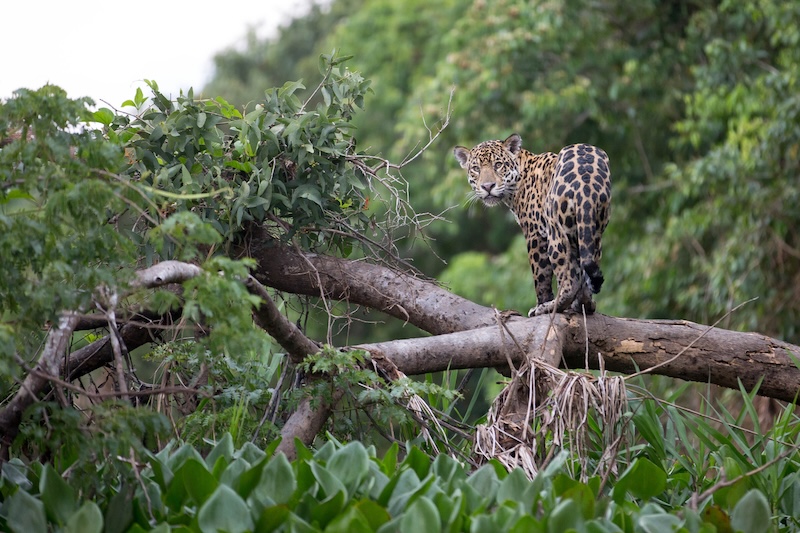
494 162 503 171
470 165 479 174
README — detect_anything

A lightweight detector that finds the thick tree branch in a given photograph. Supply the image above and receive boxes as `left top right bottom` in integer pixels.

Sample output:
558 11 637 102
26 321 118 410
562 314 800 402
247 226 496 334
358 315 569 375
246 276 320 364
5 248 797 462
244 275 333 459
130 260 202 291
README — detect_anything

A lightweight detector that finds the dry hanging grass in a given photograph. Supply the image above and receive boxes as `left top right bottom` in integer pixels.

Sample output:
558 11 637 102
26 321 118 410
475 351 629 480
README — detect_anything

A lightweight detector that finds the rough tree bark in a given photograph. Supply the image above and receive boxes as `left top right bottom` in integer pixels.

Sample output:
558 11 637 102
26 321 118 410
248 226 496 334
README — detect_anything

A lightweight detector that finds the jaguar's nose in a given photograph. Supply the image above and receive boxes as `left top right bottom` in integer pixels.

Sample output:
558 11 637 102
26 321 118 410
481 182 496 194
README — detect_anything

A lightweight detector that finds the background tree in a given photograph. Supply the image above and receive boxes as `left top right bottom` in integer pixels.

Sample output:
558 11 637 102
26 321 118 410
205 0 800 339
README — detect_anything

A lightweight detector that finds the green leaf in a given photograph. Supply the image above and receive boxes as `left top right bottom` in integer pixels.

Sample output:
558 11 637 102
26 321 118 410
146 450 173 489
431 453 465 490
181 164 193 186
150 124 164 141
40 464 77 524
384 469 426 516
134 87 146 107
310 461 347 500
400 496 440 533
279 80 306 98
92 107 115 126
238 441 268 464
355 499 391 530
1 458 32 490
327 441 369 494
498 468 532 507
181 458 219 505
205 433 235 469
613 457 666 502
558 479 595 520
311 490 347 527
293 184 324 207
5 490 47 533
65 502 103 533
325 504 373 533
402 445 431 479
251 453 296 505
510 514 543 533
701 504 732 532
229 459 263 499
167 443 206 471
255 505 291 531
197 485 254 533
104 485 134 533
466 464 500 506
637 512 682 533
294 438 314 461
731 489 771 533
547 498 585 533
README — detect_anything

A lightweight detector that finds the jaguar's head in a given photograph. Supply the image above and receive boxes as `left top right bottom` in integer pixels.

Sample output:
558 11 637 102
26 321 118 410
453 133 522 206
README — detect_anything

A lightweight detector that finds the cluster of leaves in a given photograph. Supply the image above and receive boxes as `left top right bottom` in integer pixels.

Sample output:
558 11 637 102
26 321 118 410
144 331 284 451
1 416 789 533
629 1 800 335
11 402 172 503
109 54 372 252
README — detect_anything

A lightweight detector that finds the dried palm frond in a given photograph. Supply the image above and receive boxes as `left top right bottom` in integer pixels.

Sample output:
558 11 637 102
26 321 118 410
475 353 628 480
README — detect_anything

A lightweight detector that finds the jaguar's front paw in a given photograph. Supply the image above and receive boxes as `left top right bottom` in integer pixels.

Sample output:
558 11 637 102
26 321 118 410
528 303 553 317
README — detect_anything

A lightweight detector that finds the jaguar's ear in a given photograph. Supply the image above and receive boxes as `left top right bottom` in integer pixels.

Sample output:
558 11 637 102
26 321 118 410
453 146 470 169
503 133 522 155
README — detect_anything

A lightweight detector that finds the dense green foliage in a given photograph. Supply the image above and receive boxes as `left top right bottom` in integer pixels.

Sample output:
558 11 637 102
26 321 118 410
4 390 799 533
207 0 800 341
0 55 389 462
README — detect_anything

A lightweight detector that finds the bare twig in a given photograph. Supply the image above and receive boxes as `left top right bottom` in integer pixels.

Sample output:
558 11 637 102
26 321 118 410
96 287 129 399
27 366 210 400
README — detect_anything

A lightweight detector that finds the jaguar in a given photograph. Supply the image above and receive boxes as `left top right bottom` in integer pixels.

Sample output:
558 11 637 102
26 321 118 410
453 133 611 316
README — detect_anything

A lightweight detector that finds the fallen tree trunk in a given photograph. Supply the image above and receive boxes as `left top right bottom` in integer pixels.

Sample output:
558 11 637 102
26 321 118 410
248 235 800 401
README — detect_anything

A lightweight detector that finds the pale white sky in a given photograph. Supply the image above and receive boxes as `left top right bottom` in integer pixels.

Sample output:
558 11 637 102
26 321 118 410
1 0 312 108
